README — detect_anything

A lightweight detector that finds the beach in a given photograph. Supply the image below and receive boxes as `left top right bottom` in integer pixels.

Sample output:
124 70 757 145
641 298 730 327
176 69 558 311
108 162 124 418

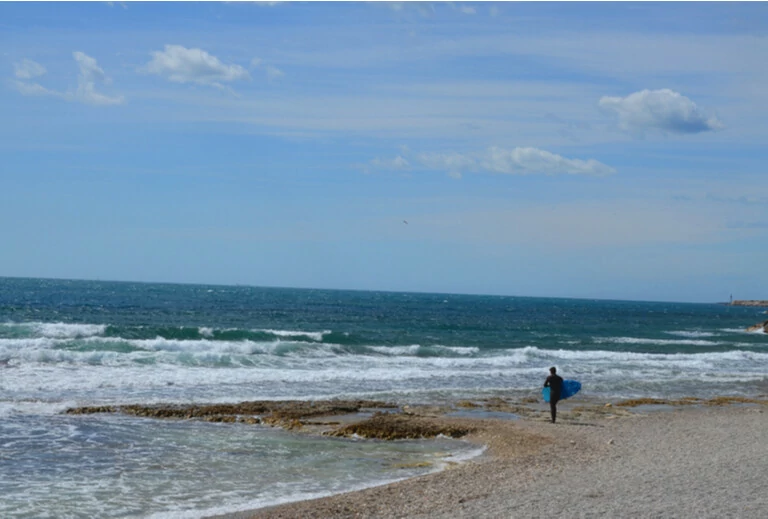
218 400 768 519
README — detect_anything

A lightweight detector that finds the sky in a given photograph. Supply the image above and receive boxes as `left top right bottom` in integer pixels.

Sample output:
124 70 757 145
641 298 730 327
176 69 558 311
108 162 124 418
1 1 767 303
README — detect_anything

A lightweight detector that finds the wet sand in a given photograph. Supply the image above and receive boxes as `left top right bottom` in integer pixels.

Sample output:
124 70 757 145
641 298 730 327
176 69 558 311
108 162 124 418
214 400 768 519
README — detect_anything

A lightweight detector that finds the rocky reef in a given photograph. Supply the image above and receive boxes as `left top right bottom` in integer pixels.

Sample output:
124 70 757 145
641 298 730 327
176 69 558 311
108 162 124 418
65 399 397 429
731 300 768 307
746 320 768 333
65 399 481 439
64 395 768 442
326 412 475 440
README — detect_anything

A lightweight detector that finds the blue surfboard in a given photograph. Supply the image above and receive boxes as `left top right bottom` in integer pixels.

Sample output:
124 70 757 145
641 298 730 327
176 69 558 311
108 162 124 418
542 379 581 403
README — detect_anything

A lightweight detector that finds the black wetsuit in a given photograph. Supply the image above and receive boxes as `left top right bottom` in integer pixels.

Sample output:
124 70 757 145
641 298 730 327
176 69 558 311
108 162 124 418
544 374 564 423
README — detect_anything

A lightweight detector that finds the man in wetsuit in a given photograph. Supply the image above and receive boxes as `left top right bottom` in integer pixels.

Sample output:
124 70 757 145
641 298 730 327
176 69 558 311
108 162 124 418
544 366 564 423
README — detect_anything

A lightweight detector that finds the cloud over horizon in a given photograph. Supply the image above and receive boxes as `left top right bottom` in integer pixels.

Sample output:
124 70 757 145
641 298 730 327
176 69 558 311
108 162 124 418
599 89 723 135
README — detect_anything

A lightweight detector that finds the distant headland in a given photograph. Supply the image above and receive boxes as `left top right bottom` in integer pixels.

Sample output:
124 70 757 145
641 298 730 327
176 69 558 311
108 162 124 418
730 300 768 307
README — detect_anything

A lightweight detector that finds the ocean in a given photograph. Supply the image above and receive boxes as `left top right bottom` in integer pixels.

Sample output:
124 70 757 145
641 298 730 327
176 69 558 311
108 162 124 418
1 277 766 518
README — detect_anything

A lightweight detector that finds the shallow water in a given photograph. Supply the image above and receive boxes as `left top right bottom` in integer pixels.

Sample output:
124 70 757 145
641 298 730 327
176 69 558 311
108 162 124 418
0 412 479 518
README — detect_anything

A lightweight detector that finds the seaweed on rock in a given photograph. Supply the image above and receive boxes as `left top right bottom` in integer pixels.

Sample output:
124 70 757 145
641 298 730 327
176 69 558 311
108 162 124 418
326 412 475 440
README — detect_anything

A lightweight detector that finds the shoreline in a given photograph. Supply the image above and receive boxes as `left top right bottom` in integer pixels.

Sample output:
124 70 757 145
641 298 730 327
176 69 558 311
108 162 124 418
206 397 768 519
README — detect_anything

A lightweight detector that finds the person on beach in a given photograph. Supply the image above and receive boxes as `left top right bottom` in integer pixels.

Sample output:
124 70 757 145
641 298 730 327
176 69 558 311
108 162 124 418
544 366 564 423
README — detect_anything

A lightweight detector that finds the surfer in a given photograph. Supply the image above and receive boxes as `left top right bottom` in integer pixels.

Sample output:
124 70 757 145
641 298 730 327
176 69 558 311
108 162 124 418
544 366 563 423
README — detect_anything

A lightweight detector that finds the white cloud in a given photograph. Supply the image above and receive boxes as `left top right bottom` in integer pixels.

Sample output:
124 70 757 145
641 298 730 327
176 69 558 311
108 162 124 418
73 51 124 105
363 155 411 174
14 59 46 79
12 79 61 98
386 2 435 18
418 147 615 177
599 89 723 135
458 5 476 15
11 52 123 106
144 45 250 87
419 152 477 179
265 64 285 81
251 57 284 81
383 155 410 169
483 147 614 176
73 52 106 82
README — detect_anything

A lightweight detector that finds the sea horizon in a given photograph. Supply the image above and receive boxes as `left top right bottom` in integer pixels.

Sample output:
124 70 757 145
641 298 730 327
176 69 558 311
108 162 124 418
0 274 738 307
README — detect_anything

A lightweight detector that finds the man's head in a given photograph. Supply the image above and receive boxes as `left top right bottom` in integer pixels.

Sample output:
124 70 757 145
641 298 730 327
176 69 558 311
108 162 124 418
550 367 557 374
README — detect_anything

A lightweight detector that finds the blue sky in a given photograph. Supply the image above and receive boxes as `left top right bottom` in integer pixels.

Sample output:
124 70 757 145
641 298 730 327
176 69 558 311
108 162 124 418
2 1 767 302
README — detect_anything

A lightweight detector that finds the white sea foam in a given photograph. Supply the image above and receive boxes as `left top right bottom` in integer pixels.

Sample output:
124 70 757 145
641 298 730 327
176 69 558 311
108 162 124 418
665 330 717 338
593 336 722 347
447 444 487 463
367 344 480 357
534 346 768 362
260 329 331 341
367 344 420 356
2 322 336 343
33 322 107 338
3 326 766 408
0 400 73 417
719 327 762 334
5 335 768 374
6 346 766 402
0 321 108 339
0 337 58 350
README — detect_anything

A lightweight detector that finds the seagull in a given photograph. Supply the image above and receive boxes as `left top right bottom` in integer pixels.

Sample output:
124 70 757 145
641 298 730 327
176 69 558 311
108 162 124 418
403 220 408 224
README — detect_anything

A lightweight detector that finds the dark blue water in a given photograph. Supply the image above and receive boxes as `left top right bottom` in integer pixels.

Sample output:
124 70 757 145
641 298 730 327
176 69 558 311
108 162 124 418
2 276 765 354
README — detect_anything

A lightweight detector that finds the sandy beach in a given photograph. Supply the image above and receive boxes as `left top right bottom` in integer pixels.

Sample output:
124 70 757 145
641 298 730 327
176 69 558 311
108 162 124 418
215 400 768 519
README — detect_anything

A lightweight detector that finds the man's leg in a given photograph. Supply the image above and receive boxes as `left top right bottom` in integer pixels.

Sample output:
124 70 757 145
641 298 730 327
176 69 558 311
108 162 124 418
550 400 557 423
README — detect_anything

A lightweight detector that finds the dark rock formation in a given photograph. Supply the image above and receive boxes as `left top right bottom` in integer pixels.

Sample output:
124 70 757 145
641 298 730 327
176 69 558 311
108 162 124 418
65 399 397 430
326 412 475 440
746 320 768 333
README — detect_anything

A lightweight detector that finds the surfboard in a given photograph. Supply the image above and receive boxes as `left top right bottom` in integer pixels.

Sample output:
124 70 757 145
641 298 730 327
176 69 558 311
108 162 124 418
542 379 581 403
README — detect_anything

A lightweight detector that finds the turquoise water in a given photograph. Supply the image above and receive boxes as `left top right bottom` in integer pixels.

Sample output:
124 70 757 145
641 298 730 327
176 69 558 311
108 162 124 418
1 277 766 517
